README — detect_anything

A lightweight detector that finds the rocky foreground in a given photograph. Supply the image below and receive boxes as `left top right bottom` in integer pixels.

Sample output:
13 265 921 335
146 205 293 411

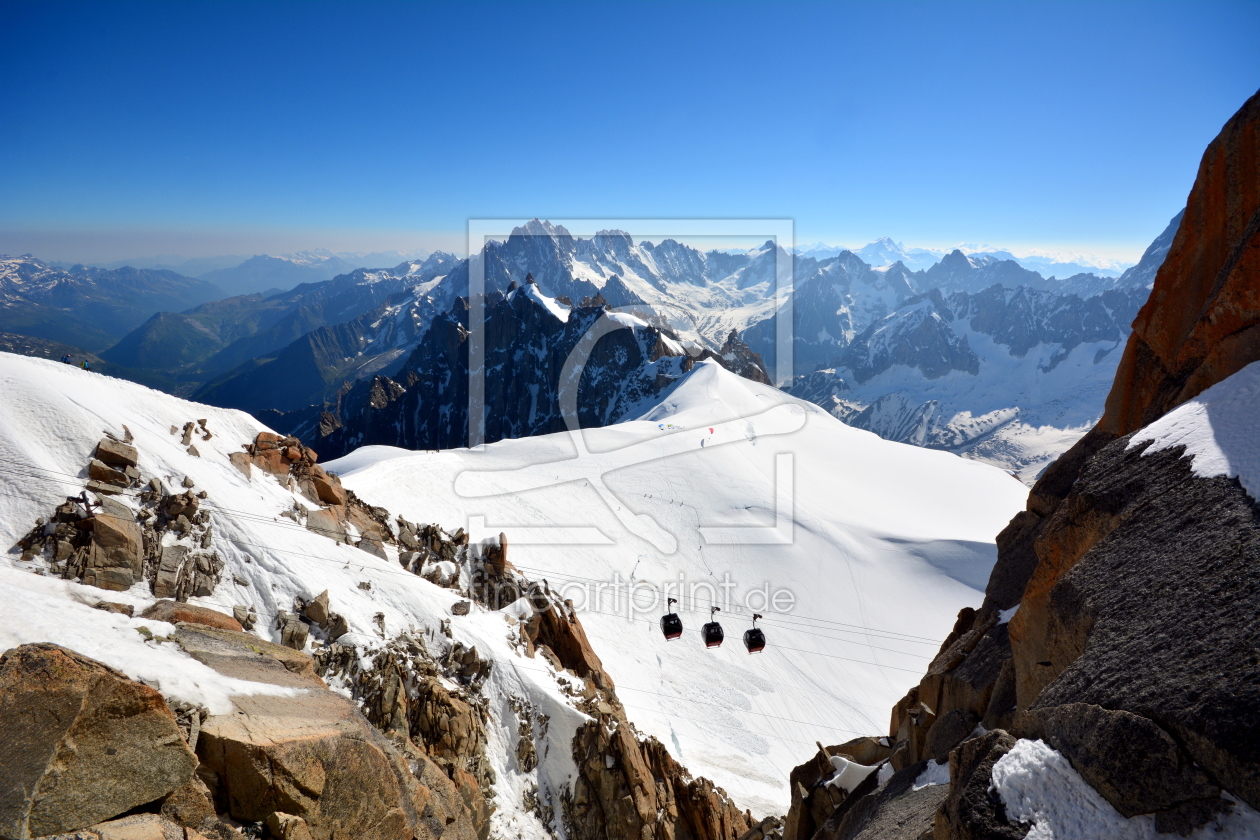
777 89 1260 839
0 405 764 840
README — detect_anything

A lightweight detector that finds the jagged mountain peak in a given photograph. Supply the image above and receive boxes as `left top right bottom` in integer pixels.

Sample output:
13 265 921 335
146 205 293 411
510 218 573 240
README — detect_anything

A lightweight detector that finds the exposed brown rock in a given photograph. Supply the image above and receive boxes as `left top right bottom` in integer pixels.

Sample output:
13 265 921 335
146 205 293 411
94 439 139 469
1018 703 1219 818
88 458 130 487
567 715 752 840
303 589 331 627
782 739 893 840
93 601 134 617
305 508 347 542
77 513 144 591
790 91 1260 840
159 775 217 829
0 644 196 838
483 532 511 577
310 465 347 507
934 730 1026 840
175 625 441 840
140 600 243 632
227 451 251 478
68 812 214 839
1101 89 1260 437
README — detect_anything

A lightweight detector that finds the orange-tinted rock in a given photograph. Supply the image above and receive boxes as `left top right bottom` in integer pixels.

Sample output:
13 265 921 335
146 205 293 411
250 448 290 476
253 432 283 450
1101 89 1260 436
310 465 347 507
141 600 244 632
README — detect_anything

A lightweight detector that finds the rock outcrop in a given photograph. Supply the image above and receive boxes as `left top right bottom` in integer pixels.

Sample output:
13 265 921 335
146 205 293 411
175 623 481 840
0 644 197 839
1101 89 1260 436
12 432 224 600
779 88 1260 840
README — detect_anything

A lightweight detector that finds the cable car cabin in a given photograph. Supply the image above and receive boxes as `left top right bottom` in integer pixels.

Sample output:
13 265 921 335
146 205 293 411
743 628 766 653
702 606 724 648
660 598 683 640
743 613 766 653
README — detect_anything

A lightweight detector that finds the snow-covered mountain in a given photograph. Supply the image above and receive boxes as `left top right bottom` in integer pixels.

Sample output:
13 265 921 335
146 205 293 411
743 216 1178 482
170 218 1171 482
0 350 1027 827
0 255 225 353
95 248 436 297
103 251 461 384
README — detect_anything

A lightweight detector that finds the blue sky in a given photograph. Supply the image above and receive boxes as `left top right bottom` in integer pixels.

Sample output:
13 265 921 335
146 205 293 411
2 0 1258 263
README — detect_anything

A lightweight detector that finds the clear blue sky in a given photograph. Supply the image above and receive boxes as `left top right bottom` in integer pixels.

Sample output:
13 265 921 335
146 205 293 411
2 0 1258 263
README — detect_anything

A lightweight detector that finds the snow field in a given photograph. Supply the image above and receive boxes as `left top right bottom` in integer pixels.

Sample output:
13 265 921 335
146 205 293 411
332 360 1028 813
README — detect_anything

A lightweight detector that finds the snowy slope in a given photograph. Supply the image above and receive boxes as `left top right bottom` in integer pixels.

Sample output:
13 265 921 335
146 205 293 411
1129 358 1260 502
0 352 1028 820
328 360 1029 814
0 353 593 840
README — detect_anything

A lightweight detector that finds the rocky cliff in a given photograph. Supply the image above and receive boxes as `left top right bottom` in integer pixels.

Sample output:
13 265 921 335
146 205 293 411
778 88 1260 840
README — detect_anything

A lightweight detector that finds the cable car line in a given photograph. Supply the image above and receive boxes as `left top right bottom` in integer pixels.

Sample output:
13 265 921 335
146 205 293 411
0 457 945 644
0 478 934 674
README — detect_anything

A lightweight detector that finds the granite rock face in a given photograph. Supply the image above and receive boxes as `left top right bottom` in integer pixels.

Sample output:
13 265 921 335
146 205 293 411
1102 88 1260 436
0 644 197 839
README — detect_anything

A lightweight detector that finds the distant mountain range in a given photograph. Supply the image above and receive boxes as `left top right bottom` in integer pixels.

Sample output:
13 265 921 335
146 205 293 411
0 214 1175 481
768 212 1180 480
54 248 434 296
796 237 1133 278
0 255 223 352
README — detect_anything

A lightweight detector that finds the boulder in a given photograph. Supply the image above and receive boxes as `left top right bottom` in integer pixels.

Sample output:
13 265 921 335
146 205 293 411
1020 703 1219 818
88 459 130 487
249 448 290 476
151 545 188 600
358 535 388 560
162 492 198 519
305 508 346 542
93 601 134 617
934 729 1027 840
0 644 196 838
94 439 139 469
326 614 350 640
303 590 331 627
310 466 347 507
71 812 213 839
140 600 243 632
79 513 144 592
253 432 282 450
227 451 251 478
158 775 216 829
265 811 315 840
176 626 436 840
174 624 319 684
280 614 309 650
231 605 257 630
